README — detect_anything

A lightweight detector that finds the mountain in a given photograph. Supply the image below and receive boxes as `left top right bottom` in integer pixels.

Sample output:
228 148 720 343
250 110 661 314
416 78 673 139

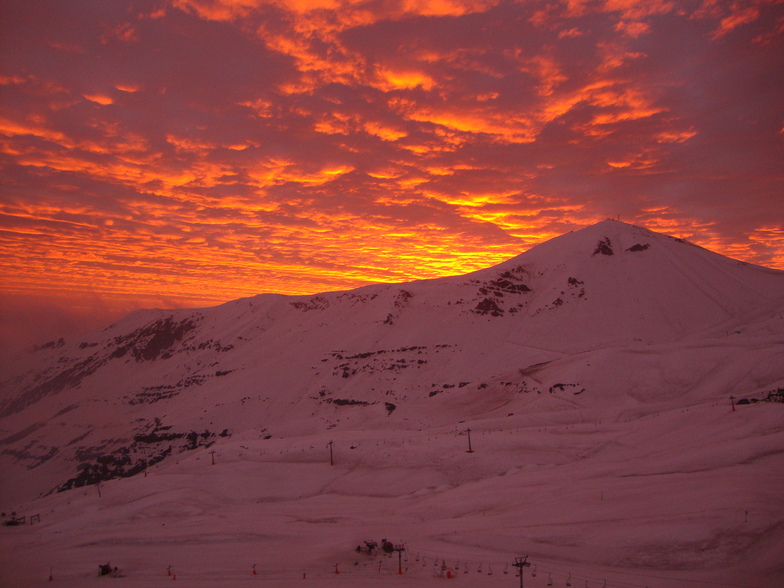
1 220 783 587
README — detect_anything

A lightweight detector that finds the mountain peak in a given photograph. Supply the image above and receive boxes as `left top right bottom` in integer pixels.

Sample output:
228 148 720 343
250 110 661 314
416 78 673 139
502 219 678 266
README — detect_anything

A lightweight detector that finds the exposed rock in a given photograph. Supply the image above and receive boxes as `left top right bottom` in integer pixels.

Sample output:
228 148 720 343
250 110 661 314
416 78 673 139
474 297 504 316
627 243 650 252
593 237 614 256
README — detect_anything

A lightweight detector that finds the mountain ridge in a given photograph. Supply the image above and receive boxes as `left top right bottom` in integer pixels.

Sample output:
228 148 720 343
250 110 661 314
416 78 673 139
1 220 783 503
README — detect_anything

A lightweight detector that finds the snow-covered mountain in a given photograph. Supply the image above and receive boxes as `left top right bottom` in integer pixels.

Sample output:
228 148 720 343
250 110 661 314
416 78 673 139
1 220 783 587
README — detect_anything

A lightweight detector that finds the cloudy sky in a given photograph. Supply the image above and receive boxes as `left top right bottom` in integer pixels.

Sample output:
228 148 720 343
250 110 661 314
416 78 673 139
1 0 783 351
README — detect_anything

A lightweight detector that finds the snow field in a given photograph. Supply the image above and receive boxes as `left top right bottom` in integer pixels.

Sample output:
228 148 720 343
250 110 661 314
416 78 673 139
2 396 782 587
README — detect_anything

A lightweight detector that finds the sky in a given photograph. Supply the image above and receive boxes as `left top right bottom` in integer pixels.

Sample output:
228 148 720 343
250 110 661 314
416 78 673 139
1 0 783 354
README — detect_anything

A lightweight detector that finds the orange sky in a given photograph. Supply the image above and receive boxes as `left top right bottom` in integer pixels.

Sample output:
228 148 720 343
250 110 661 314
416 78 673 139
1 0 784 350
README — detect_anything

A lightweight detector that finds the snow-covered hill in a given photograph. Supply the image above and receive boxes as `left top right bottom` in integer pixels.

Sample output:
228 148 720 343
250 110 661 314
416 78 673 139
1 220 783 587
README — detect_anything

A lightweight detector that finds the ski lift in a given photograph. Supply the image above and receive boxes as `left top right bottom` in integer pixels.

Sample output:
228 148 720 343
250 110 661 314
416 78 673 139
503 563 509 575
488 564 493 576
532 564 537 577
477 561 483 573
566 572 572 586
455 561 460 570
548 572 553 586
98 563 118 577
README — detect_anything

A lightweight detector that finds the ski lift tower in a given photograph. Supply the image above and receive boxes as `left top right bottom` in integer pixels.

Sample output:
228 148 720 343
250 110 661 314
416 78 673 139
393 544 406 575
513 556 531 588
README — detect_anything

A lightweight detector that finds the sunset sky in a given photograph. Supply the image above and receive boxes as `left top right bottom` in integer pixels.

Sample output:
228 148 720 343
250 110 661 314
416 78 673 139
1 0 783 351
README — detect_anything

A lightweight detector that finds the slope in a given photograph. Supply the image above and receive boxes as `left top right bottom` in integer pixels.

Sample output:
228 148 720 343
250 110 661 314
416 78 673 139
1 220 783 586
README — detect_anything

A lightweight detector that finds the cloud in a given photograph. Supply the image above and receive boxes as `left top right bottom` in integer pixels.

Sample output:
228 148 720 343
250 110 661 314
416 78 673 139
0 0 782 328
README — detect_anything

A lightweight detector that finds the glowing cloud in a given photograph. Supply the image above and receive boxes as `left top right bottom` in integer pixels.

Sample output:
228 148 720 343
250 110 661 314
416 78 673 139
0 0 782 328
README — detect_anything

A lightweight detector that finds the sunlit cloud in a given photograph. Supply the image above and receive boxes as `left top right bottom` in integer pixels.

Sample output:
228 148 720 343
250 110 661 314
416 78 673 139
372 67 437 92
606 150 660 169
708 4 761 39
115 83 141 92
656 128 697 143
0 0 782 332
363 121 408 141
405 105 539 143
0 117 72 146
614 20 650 37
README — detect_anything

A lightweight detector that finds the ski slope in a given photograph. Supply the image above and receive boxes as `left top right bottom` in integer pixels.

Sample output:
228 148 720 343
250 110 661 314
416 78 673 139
2 393 783 587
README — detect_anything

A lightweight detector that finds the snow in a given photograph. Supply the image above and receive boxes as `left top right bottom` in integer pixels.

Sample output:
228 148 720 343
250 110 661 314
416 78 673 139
1 221 783 587
3 401 783 586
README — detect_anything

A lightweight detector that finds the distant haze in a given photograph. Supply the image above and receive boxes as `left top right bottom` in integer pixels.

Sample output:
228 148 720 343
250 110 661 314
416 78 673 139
0 292 205 373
